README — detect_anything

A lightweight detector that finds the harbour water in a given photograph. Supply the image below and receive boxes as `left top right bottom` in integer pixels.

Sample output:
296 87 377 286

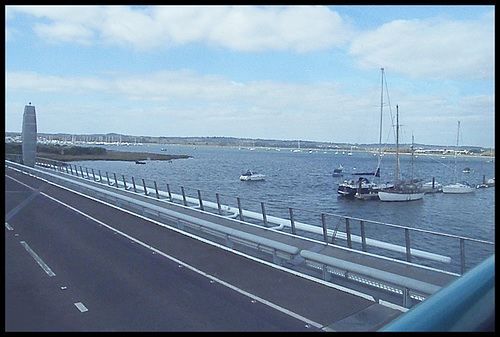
70 143 495 273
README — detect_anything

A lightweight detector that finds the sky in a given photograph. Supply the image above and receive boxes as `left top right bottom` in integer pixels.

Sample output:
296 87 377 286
5 5 495 148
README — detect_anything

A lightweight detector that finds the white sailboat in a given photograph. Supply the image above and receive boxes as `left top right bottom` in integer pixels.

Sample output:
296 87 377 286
378 105 424 202
442 121 475 194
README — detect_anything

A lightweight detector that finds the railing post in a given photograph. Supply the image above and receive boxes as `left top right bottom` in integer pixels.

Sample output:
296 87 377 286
403 288 411 308
261 202 268 227
166 183 172 202
122 175 127 190
322 213 328 242
113 173 118 187
85 167 90 179
345 217 352 248
405 228 412 262
142 179 148 196
92 168 96 181
98 170 102 182
460 238 466 274
360 220 367 252
289 207 296 235
80 166 84 177
216 193 222 215
197 190 204 211
75 165 79 177
105 171 110 185
181 187 187 206
131 176 137 192
154 181 160 199
237 197 244 221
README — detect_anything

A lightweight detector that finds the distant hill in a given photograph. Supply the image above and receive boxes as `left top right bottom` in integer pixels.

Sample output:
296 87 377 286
5 132 493 156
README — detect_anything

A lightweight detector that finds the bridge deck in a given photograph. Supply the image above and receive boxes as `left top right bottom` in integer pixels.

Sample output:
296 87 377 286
6 166 406 331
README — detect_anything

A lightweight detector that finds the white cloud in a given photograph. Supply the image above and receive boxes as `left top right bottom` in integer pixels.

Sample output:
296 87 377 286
8 5 353 52
5 68 494 146
348 12 494 80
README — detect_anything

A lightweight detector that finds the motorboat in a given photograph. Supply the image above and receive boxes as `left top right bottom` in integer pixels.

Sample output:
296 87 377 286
332 164 343 177
239 170 265 181
135 160 146 164
337 173 392 200
476 174 495 189
337 177 374 197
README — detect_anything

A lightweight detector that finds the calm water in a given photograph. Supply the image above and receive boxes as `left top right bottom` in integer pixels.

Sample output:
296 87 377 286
70 144 495 273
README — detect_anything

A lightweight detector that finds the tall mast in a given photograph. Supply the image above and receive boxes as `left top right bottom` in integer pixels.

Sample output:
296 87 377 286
454 121 460 183
395 104 399 185
375 68 384 182
379 68 384 153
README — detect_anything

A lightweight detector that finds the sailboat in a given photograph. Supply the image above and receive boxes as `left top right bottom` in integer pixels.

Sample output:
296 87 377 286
378 105 424 202
442 121 475 194
337 68 392 199
293 140 301 152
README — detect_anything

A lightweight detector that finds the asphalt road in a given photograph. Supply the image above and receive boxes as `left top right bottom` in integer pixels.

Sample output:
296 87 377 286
5 167 392 331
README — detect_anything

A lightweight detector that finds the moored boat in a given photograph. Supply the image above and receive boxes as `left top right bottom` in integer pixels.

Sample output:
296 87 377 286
239 170 265 181
378 105 424 202
442 181 475 193
443 121 475 194
378 184 425 201
332 164 343 177
422 180 443 193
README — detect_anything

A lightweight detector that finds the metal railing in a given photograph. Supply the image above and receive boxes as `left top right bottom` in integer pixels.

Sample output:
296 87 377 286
7 154 495 275
6 156 496 308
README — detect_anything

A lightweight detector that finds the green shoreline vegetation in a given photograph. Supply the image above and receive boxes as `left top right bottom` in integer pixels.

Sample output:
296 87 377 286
5 143 191 162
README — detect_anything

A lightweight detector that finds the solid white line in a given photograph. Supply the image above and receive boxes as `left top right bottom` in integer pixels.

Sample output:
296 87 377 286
20 241 56 277
6 169 388 327
74 302 89 313
37 186 326 329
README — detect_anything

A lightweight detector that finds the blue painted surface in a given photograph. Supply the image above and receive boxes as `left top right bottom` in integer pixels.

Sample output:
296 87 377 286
380 254 495 331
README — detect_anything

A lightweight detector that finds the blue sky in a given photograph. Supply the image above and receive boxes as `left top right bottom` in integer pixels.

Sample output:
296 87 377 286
5 5 495 147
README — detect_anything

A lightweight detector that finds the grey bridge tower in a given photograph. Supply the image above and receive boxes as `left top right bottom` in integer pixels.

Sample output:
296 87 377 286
22 102 37 167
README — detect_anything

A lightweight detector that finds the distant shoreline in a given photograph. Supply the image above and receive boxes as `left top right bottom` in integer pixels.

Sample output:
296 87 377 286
36 150 191 162
4 142 191 162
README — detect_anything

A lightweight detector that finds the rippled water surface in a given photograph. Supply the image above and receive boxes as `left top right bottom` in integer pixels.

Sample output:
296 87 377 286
71 144 495 273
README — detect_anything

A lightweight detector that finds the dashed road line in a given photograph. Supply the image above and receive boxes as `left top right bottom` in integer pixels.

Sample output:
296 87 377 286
20 241 56 277
74 302 89 313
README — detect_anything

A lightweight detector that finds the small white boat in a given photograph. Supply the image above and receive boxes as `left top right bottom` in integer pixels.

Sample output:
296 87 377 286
239 170 265 181
442 121 474 194
442 181 475 194
332 164 343 177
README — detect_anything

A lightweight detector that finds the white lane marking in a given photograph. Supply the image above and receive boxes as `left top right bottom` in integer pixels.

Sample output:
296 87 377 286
20 241 56 277
37 187 326 330
7 169 385 328
5 222 14 231
74 302 89 313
